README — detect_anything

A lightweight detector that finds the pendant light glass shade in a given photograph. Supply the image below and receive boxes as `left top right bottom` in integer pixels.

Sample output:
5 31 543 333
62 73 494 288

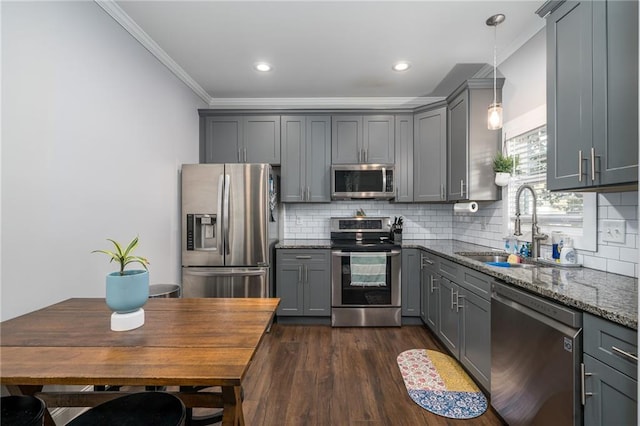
487 102 503 130
486 14 505 130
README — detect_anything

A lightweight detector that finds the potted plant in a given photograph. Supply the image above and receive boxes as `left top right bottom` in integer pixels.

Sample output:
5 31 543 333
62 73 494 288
93 236 150 331
493 152 518 186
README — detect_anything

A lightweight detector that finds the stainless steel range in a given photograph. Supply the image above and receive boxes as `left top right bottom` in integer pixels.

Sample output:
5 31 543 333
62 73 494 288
330 217 401 327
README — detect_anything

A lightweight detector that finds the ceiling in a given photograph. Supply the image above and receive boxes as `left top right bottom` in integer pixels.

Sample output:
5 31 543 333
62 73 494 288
107 1 546 108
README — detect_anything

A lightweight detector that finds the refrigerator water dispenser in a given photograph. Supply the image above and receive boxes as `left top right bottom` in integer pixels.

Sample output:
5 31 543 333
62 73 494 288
186 213 218 251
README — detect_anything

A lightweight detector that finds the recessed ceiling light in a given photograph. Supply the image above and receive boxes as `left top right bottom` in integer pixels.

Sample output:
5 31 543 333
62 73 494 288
392 62 411 72
254 62 272 72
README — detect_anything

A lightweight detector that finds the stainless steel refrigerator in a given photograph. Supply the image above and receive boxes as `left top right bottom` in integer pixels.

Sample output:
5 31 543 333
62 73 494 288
181 163 271 298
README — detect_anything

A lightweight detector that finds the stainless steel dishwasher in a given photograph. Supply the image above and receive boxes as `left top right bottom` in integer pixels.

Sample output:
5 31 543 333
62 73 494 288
491 281 582 426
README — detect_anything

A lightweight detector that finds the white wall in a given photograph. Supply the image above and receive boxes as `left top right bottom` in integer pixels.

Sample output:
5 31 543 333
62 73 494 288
1 1 206 320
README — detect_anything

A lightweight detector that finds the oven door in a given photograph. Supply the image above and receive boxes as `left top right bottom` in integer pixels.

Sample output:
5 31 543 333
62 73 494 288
331 249 401 307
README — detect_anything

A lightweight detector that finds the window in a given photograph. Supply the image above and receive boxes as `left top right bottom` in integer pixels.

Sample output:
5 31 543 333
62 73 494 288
505 125 596 251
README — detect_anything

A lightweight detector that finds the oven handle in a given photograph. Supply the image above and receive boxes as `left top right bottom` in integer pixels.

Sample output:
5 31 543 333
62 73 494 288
331 250 401 257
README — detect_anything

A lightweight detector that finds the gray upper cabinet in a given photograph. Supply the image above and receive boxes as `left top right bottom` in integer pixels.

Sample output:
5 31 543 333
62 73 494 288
200 114 281 165
394 115 414 202
243 116 281 164
414 105 447 202
332 115 394 164
592 0 638 187
281 116 331 203
202 116 243 163
447 80 502 201
363 115 395 163
545 0 638 190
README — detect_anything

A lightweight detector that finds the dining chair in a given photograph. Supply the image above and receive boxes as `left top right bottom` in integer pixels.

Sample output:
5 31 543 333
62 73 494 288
1 395 46 426
66 392 185 426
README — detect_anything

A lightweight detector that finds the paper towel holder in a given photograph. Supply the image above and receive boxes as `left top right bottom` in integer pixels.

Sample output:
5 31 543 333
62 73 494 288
453 201 479 213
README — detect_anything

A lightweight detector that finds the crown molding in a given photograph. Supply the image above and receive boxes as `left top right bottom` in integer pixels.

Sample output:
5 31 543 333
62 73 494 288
94 0 213 105
206 97 443 110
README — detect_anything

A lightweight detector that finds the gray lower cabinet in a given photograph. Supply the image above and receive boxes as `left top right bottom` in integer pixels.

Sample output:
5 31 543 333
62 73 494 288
401 249 421 317
200 115 281 165
447 80 502 201
430 255 492 391
458 287 491 390
281 116 331 202
419 251 439 332
438 276 460 355
583 313 638 426
331 115 394 164
276 249 331 317
393 115 414 202
414 105 447 202
544 0 638 190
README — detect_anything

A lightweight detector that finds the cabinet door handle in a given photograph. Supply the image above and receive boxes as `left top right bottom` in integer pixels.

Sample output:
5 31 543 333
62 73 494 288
298 265 303 284
238 148 242 163
456 294 464 312
611 346 638 362
295 255 312 259
244 148 247 163
429 276 439 292
460 180 466 198
451 288 456 310
580 363 593 406
304 265 308 284
365 149 368 163
578 150 584 182
441 185 445 201
590 147 599 183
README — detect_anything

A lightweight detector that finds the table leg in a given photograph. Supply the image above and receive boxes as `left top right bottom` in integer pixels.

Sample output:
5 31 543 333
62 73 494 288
221 386 244 426
6 385 56 426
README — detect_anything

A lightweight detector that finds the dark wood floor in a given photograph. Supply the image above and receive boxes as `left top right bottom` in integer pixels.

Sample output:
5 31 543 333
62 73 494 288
240 323 506 425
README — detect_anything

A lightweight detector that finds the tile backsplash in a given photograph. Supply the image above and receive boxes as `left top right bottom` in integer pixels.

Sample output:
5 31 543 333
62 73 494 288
283 191 638 278
283 201 453 240
584 192 638 278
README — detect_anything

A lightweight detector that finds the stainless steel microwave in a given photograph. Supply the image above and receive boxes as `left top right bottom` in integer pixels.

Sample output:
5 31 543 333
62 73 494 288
331 164 395 200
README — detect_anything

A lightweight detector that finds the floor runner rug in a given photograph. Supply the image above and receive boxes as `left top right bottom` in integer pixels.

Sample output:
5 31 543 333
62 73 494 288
397 349 488 419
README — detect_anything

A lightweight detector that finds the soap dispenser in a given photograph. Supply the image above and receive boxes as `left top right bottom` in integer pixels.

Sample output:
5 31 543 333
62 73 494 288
559 237 577 264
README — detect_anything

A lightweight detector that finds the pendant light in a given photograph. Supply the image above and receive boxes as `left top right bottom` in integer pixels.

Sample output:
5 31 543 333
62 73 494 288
486 13 505 130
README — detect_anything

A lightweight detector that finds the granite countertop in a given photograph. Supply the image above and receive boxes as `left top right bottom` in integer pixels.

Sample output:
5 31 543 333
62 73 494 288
402 239 638 330
277 238 638 329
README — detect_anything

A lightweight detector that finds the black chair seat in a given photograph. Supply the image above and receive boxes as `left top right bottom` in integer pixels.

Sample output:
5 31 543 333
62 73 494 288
67 392 185 426
1 395 46 426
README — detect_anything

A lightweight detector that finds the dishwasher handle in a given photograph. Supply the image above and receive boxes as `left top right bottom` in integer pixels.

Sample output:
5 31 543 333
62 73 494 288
492 281 582 329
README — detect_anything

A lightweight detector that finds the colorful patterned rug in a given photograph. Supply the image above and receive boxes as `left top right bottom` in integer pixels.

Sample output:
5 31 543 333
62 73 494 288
397 349 488 419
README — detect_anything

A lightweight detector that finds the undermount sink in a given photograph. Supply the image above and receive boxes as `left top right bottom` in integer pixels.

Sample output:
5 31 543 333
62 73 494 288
460 253 536 269
463 254 510 263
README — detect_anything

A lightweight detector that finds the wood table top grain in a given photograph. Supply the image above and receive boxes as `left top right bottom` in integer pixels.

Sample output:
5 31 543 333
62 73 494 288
0 297 280 425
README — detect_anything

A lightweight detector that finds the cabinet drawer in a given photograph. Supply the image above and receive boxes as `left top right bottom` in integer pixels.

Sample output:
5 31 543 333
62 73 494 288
278 250 329 264
438 258 459 281
458 266 491 301
584 313 638 380
420 251 439 272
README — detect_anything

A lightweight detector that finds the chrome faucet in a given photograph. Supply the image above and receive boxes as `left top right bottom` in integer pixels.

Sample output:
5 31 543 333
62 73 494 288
513 184 548 258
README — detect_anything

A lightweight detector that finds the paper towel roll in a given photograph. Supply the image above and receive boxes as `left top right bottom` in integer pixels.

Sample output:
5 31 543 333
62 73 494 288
454 202 479 213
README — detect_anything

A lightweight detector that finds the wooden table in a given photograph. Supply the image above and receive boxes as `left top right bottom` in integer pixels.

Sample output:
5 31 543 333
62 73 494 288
0 297 280 426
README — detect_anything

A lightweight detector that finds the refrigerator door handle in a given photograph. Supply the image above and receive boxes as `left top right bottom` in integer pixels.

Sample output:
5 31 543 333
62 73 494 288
223 174 231 255
217 174 224 254
183 267 267 277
